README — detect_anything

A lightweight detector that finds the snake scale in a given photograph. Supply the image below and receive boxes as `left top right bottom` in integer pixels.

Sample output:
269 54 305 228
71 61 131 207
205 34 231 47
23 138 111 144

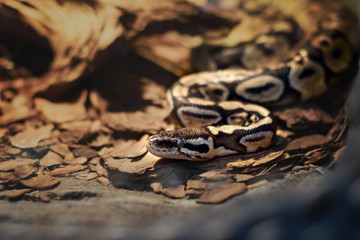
146 0 359 161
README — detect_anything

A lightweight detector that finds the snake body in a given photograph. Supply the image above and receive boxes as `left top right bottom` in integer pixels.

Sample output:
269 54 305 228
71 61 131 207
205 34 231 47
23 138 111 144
146 0 359 161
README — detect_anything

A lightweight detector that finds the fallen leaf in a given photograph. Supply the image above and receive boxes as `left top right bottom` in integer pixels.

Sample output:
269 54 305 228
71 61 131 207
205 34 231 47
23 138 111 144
49 165 87 176
104 134 149 158
49 143 73 157
333 147 346 161
150 182 162 193
34 91 87 123
59 120 101 133
40 151 63 167
9 124 54 148
227 159 255 168
38 191 56 202
0 172 17 182
252 151 284 167
64 156 88 165
303 148 331 165
277 129 294 138
199 168 231 181
234 174 254 182
161 185 186 198
96 163 108 177
14 164 36 178
6 147 21 155
275 107 333 129
196 182 247 204
247 179 269 189
72 147 98 159
186 179 207 190
88 158 100 172
96 176 110 185
0 159 37 171
185 188 204 197
104 152 162 175
8 189 33 199
0 128 7 138
286 135 330 151
75 172 98 180
101 106 169 132
0 95 36 125
20 174 60 189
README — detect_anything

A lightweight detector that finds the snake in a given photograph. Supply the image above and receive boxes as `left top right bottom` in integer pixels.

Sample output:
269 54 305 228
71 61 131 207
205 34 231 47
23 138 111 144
146 0 359 161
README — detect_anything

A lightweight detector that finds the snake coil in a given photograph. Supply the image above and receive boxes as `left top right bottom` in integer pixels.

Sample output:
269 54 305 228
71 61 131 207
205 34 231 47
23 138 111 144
146 0 359 161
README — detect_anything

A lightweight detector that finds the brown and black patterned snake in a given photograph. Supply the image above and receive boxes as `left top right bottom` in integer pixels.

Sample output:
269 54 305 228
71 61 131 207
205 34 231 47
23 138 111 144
146 0 359 161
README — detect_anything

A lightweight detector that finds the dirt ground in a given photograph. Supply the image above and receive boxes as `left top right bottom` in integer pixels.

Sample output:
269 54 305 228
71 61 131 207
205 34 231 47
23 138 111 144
0 167 326 239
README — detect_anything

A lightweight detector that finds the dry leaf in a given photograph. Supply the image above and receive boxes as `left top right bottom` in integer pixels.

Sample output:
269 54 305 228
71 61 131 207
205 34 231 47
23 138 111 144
227 159 256 168
34 91 87 123
161 185 186 199
234 174 254 182
6 147 21 155
59 120 101 133
49 143 73 157
247 179 269 189
101 106 169 132
8 188 33 199
0 172 16 182
50 165 87 176
0 158 37 171
196 182 247 204
252 151 284 167
9 124 53 148
104 134 149 158
0 128 7 138
14 164 36 178
96 176 110 185
333 147 346 161
0 95 36 125
20 174 60 189
96 163 108 177
303 148 331 165
38 191 56 202
150 182 163 193
88 158 100 172
104 152 162 175
64 156 88 165
72 147 98 159
199 168 231 181
275 107 333 129
75 172 98 180
277 129 294 138
185 188 204 197
286 135 330 151
186 179 207 190
40 151 63 167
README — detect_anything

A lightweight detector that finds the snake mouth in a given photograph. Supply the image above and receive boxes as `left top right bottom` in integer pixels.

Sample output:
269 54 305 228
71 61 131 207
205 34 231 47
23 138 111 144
146 136 179 158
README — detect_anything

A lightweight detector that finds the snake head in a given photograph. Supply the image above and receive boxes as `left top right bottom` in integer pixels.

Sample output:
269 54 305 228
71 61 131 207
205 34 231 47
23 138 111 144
146 127 215 161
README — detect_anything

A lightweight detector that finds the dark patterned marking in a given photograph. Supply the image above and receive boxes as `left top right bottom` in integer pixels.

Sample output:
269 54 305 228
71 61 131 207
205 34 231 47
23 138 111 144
212 88 224 95
245 135 266 142
295 57 304 65
332 49 342 59
151 139 175 148
299 67 316 79
181 111 219 120
183 143 210 153
245 83 275 94
320 39 330 46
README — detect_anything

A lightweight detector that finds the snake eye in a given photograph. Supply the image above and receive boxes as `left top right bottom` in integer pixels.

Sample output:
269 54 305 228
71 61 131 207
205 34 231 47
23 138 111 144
175 139 184 148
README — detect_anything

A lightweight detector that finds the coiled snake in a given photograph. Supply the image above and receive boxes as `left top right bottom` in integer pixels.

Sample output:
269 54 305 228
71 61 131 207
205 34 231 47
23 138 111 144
146 0 359 161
